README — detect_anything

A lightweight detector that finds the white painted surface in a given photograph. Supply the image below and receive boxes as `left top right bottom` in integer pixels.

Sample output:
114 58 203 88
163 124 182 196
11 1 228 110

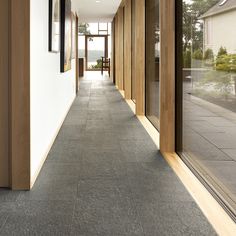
204 10 236 55
30 0 76 180
72 0 122 22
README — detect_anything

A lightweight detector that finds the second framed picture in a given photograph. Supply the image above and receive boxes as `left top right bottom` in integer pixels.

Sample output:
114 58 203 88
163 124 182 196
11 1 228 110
49 0 60 52
60 0 72 72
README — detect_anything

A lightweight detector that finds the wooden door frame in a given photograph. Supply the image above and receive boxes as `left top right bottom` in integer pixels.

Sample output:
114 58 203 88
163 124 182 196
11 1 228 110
85 34 108 71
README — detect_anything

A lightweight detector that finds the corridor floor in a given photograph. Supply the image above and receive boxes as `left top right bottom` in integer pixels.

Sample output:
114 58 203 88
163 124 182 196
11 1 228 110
0 74 216 235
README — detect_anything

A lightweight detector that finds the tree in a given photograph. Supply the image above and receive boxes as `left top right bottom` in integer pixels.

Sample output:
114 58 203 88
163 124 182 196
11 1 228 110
78 23 91 35
192 49 203 60
204 48 214 60
183 0 218 52
217 46 227 57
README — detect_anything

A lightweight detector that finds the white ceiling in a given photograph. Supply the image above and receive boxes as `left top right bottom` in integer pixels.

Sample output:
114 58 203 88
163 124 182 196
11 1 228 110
72 0 122 23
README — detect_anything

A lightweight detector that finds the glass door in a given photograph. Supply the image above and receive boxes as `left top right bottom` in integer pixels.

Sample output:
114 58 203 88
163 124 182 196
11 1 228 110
145 0 160 130
85 35 108 71
176 0 236 219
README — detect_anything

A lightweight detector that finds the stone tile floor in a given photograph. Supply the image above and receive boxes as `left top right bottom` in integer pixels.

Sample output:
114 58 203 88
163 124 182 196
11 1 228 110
0 73 216 235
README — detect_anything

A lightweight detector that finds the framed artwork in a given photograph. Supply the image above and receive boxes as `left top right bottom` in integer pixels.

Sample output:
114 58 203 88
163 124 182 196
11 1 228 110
60 0 72 72
49 0 60 52
71 12 76 59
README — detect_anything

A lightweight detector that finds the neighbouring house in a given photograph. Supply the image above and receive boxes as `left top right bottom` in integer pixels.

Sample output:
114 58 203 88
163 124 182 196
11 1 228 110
200 0 236 55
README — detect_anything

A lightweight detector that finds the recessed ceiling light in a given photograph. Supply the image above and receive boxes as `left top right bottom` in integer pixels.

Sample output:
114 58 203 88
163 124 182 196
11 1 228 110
96 0 101 3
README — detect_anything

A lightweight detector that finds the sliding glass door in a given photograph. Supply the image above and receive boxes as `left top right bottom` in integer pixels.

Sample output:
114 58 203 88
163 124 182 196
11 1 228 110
145 0 160 129
85 35 107 71
176 0 236 218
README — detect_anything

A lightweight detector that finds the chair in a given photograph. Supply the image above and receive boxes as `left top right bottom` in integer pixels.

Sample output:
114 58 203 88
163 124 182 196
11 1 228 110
101 57 110 77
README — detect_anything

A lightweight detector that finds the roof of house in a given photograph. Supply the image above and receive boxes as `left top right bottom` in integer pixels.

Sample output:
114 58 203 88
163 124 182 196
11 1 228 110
200 0 236 19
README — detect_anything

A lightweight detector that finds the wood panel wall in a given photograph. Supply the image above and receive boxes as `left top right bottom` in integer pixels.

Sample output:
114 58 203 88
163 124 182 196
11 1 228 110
124 0 132 99
0 0 10 187
114 0 145 115
134 0 145 115
10 0 31 190
159 0 175 152
131 0 136 101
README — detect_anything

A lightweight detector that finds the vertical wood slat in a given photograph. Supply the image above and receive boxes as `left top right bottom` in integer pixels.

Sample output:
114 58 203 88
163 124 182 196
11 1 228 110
118 7 124 90
124 0 132 99
111 20 116 84
0 0 10 187
131 0 136 101
134 0 145 115
10 0 31 190
115 14 119 87
160 0 175 152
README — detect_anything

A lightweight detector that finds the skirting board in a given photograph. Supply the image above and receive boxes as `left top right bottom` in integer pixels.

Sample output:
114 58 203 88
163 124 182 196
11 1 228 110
30 95 76 188
118 88 236 235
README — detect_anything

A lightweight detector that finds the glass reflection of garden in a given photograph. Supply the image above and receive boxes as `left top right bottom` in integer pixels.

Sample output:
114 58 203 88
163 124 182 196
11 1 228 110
182 0 236 214
183 0 236 112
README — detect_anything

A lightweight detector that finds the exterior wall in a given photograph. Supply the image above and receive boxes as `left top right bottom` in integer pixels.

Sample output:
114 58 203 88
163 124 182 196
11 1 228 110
204 10 236 55
30 0 76 184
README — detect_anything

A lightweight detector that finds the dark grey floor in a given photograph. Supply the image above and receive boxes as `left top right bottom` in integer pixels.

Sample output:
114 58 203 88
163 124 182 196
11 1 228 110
0 74 217 235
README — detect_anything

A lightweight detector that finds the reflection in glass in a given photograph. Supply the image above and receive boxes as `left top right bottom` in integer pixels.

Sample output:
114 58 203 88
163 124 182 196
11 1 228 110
145 0 160 129
181 0 236 214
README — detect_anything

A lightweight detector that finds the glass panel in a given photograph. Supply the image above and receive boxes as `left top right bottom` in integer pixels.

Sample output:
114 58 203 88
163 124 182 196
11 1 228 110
131 0 136 102
180 0 236 214
108 35 111 59
108 23 112 35
88 23 99 34
87 37 105 70
78 35 85 58
145 0 160 129
99 23 108 31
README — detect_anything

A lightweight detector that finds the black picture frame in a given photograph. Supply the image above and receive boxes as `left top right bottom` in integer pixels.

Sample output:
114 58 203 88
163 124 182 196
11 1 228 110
49 0 60 53
60 0 72 72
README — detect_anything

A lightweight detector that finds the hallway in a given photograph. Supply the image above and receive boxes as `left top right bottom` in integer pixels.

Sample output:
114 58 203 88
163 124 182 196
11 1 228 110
0 74 216 235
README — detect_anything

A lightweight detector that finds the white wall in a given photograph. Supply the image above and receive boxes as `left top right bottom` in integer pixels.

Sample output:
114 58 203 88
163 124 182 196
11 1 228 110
204 10 236 55
30 0 76 182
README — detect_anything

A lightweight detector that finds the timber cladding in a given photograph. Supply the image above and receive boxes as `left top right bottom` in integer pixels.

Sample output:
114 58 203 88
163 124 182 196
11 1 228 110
114 0 145 115
159 0 175 153
116 7 124 91
10 0 31 190
124 0 132 99
113 0 175 151
0 0 10 187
